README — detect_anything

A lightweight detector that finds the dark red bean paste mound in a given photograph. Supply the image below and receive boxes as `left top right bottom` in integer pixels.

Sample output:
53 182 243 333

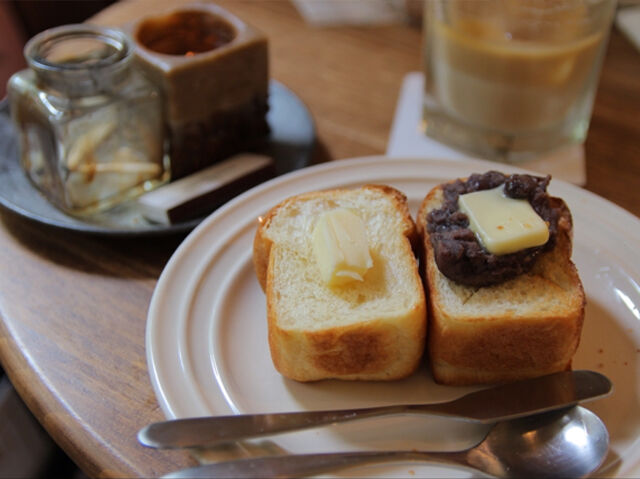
426 171 560 287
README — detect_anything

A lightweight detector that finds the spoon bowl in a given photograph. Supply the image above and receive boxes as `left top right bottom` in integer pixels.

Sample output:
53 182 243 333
163 406 609 478
467 406 609 478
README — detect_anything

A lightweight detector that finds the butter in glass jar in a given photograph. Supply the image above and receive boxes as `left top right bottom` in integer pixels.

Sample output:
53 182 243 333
7 24 168 215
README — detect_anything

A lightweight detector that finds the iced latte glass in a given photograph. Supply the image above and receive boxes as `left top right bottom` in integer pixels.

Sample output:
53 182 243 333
422 0 616 162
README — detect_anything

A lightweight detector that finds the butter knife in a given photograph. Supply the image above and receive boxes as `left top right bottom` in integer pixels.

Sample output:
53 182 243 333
138 369 611 449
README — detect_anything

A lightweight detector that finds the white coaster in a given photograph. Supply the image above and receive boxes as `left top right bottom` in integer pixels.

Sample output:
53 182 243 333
386 72 587 185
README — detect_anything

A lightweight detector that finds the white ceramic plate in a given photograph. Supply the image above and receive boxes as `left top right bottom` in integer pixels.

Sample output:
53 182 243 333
147 156 640 477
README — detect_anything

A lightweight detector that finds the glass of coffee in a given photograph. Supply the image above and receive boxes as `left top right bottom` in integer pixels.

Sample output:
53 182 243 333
422 0 616 162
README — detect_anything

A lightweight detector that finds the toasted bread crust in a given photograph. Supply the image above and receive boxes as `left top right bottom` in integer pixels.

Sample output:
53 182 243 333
417 181 585 386
254 185 427 381
267 307 427 381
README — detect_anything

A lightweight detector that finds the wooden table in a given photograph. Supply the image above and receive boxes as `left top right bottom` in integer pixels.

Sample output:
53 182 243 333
0 1 638 477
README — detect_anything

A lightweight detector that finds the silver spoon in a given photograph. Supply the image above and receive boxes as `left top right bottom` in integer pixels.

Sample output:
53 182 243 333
162 406 609 479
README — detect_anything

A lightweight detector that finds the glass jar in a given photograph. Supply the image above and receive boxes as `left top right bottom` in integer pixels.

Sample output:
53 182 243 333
7 24 168 215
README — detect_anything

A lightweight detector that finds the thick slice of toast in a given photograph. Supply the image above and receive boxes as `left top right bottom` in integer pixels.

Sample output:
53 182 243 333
253 185 427 381
417 182 585 386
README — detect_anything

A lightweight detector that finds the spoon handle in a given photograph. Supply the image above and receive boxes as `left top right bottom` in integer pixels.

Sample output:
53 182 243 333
161 450 470 479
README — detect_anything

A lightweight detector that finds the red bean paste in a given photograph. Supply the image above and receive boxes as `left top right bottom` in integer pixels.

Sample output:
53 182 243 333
426 171 560 287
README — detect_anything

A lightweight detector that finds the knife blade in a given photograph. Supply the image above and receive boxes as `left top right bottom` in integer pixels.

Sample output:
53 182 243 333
138 369 611 449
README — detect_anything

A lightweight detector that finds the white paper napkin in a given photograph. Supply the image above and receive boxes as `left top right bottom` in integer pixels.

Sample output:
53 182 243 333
292 0 408 26
617 5 640 53
386 72 587 185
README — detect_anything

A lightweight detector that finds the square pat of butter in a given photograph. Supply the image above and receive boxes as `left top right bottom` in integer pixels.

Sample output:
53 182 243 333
458 186 549 255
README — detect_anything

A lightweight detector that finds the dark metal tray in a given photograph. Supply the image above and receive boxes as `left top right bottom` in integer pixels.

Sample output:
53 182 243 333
0 80 315 236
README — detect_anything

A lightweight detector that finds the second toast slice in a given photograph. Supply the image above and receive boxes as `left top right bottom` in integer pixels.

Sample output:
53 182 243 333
417 178 586 386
